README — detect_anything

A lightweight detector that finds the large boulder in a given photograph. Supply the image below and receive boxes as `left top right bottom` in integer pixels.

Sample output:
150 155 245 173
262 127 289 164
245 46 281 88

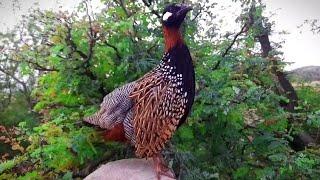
84 158 175 180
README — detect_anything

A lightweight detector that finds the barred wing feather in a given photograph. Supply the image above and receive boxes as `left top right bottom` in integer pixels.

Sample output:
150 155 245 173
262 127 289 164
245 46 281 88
84 82 136 130
130 71 187 158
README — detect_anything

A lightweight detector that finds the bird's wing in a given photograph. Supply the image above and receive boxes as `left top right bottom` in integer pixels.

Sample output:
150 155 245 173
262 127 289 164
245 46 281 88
130 70 187 158
84 82 135 129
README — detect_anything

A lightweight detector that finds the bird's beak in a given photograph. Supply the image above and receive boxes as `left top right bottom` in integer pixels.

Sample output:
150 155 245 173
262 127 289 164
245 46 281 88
177 4 192 18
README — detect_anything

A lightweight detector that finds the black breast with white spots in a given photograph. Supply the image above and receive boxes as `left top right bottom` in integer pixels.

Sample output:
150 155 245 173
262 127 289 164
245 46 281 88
154 45 195 125
168 44 195 125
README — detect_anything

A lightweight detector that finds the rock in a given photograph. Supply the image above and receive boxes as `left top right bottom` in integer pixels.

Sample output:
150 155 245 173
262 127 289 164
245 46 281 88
84 158 175 180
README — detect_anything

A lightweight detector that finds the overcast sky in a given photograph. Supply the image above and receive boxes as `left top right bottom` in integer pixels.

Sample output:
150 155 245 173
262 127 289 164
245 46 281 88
0 0 319 70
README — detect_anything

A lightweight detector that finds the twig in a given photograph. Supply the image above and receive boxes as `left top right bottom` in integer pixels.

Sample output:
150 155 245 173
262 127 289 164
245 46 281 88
146 40 160 54
104 42 122 59
141 0 161 19
16 24 58 72
0 66 29 94
114 0 132 17
213 24 247 70
191 4 205 22
9 58 58 72
221 24 247 58
84 0 96 68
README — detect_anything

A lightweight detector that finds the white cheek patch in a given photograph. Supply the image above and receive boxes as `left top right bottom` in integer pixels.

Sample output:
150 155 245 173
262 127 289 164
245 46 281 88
163 12 173 21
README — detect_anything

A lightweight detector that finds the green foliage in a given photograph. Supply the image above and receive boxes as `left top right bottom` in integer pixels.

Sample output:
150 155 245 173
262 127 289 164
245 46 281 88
0 94 37 127
17 171 40 180
297 85 320 111
0 159 16 174
0 0 319 179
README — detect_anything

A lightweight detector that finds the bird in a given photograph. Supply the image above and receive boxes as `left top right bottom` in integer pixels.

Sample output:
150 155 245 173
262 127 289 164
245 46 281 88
84 3 195 179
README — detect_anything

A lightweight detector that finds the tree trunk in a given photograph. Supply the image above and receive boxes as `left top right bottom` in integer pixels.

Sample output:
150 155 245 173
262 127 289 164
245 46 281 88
248 4 298 112
257 34 298 112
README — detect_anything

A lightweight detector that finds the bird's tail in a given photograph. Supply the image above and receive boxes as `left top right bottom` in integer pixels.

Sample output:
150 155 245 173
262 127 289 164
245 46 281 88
83 111 100 124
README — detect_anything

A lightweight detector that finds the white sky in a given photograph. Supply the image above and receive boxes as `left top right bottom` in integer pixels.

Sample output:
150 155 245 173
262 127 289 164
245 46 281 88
0 0 319 70
266 0 320 70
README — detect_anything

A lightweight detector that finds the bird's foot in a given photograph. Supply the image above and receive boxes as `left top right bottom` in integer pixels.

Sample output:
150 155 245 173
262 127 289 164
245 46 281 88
153 154 175 180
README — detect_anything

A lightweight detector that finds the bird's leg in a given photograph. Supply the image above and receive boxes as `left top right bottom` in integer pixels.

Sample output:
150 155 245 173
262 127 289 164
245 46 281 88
152 153 175 180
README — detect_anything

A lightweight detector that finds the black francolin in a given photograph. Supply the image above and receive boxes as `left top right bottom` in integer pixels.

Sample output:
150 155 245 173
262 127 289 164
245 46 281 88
84 3 195 179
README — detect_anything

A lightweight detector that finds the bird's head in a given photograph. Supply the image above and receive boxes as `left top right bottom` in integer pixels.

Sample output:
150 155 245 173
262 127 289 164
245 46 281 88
162 4 192 28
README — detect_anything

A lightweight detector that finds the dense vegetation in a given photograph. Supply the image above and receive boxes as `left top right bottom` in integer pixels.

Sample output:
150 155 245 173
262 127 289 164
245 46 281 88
1 0 319 179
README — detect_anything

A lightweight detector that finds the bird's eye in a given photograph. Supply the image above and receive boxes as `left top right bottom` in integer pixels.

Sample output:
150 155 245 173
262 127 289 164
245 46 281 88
163 12 173 21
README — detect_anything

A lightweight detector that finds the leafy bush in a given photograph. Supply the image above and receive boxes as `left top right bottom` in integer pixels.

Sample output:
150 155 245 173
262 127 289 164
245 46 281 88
0 0 319 179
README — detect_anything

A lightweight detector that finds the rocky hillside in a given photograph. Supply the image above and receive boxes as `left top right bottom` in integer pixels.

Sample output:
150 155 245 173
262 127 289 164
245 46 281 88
288 66 320 82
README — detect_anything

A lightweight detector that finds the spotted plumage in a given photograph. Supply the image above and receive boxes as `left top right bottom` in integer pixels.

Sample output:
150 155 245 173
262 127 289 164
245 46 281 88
84 3 194 179
129 48 194 157
84 47 195 154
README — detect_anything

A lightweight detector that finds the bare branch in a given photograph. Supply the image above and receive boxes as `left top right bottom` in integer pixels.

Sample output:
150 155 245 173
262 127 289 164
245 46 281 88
83 0 97 67
221 25 247 58
0 66 29 94
191 4 205 22
213 24 247 70
141 0 161 19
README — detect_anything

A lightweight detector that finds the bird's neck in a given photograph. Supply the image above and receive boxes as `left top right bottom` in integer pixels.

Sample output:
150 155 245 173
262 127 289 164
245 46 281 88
163 26 184 52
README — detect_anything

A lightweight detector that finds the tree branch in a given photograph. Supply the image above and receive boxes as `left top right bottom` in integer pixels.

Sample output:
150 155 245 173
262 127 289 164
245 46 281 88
104 42 122 60
221 24 247 58
83 0 97 68
248 4 298 112
213 24 247 70
16 27 58 72
9 58 58 72
64 21 88 60
141 0 161 19
191 4 205 22
114 0 132 17
0 66 29 95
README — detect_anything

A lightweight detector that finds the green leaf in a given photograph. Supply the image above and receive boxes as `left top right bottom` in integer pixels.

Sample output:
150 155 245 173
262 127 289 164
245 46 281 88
178 126 194 140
